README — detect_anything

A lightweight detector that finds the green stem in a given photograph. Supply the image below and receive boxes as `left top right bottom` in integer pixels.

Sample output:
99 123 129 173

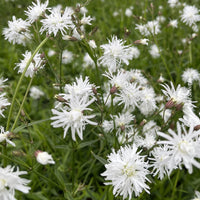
189 42 192 65
172 170 180 199
11 75 34 132
59 50 63 92
6 37 49 131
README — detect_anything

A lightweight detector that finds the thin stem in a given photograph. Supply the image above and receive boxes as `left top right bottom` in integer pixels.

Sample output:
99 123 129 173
189 42 192 65
6 37 49 131
172 170 180 199
59 50 63 92
11 75 34 132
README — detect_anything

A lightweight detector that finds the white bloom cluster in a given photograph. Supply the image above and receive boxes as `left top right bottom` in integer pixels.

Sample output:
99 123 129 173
51 76 97 141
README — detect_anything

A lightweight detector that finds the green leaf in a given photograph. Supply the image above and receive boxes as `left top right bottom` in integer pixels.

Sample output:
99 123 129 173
91 151 107 165
77 139 99 149
13 119 50 133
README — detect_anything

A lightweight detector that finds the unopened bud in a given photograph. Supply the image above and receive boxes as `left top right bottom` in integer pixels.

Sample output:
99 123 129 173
120 125 125 132
62 35 78 41
194 125 200 131
110 86 118 94
21 109 25 117
165 99 175 109
134 38 149 45
40 52 45 59
92 87 97 95
55 95 67 102
139 119 147 126
175 103 183 111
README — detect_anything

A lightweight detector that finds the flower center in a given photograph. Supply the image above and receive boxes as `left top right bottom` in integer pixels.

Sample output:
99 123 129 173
0 179 7 191
69 109 82 122
178 140 194 154
122 164 135 177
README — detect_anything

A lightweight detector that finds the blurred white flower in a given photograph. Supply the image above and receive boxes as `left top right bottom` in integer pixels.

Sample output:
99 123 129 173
30 86 44 99
130 46 140 59
169 19 178 28
125 8 132 17
101 145 150 199
149 44 160 58
192 191 200 200
3 16 32 45
181 5 200 27
0 165 30 199
35 150 55 165
182 68 200 85
168 0 179 8
62 49 73 64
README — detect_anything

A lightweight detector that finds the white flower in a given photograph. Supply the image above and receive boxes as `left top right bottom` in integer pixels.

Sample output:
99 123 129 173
30 86 44 99
157 122 200 174
161 82 193 110
15 51 45 78
51 94 97 141
182 68 200 85
88 40 97 49
130 46 140 59
80 14 93 25
98 36 135 72
0 77 8 89
25 0 49 23
169 19 178 28
83 53 95 68
192 191 200 200
149 145 172 179
62 49 73 64
40 6 74 36
48 49 56 57
101 145 150 199
140 38 149 45
3 16 32 45
0 126 15 147
0 165 30 199
0 93 11 117
128 69 148 85
149 44 160 58
62 76 95 100
168 0 179 8
35 150 55 165
181 5 200 27
138 87 157 116
136 20 161 36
